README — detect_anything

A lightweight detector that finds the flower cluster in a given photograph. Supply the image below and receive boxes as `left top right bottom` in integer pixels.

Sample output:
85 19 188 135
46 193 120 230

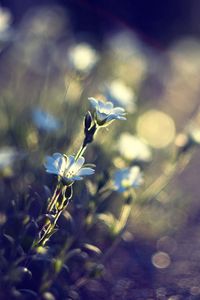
44 98 127 185
41 97 129 249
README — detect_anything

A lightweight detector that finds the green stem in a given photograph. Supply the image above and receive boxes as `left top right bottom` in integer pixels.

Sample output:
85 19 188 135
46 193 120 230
114 197 133 235
75 144 87 161
35 187 69 247
36 208 64 247
47 184 62 212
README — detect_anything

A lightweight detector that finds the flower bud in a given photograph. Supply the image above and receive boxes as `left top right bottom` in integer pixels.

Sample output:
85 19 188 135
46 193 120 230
84 111 92 130
84 124 97 145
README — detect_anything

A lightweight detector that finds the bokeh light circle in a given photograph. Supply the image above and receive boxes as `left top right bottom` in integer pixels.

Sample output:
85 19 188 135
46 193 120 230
137 110 175 148
151 251 171 269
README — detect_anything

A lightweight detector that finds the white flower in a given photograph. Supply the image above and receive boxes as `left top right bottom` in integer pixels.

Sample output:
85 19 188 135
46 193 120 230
89 97 126 126
32 108 60 132
44 153 95 184
105 79 136 113
118 133 152 162
113 166 143 193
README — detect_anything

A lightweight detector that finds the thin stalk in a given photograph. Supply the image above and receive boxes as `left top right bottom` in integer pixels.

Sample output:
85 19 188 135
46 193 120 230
47 184 61 212
75 126 100 161
114 200 132 235
47 193 59 213
140 151 192 203
36 209 63 247
75 144 87 160
101 193 134 263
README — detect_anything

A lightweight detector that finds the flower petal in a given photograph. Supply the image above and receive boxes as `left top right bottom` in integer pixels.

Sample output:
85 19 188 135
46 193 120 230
76 156 85 169
112 107 126 114
100 101 113 114
97 99 105 111
66 155 75 169
44 156 54 167
55 157 66 175
106 114 119 122
52 153 63 160
71 175 83 181
88 97 99 110
96 111 108 122
115 115 127 120
77 167 95 176
68 156 85 174
44 153 66 176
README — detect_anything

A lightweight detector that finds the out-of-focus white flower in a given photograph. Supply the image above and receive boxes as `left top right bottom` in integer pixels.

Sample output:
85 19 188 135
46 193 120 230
0 7 12 44
118 132 152 162
105 79 136 113
106 31 148 86
0 7 11 32
108 31 142 59
0 147 18 170
32 108 60 132
68 43 99 72
44 153 95 184
89 97 126 126
22 6 65 38
113 166 143 193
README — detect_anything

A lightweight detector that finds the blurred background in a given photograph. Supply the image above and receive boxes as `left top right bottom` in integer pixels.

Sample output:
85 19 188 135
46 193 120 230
1 0 200 299
2 0 200 46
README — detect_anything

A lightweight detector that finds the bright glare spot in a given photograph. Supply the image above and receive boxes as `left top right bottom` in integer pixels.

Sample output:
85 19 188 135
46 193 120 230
152 251 171 269
118 132 152 162
69 43 99 72
137 110 175 148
